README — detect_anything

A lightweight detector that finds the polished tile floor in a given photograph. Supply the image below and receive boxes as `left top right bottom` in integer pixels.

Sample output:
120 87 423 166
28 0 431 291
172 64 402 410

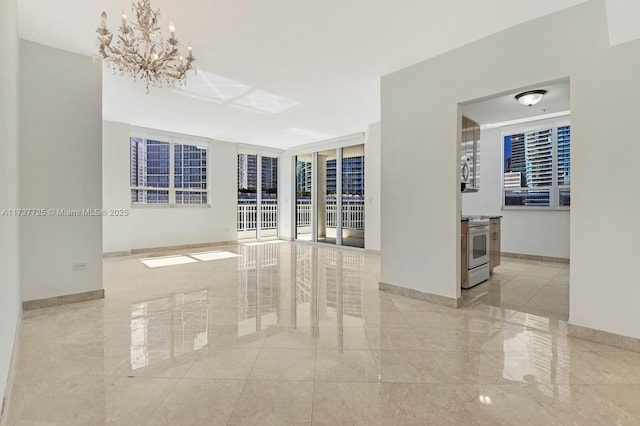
6 242 640 425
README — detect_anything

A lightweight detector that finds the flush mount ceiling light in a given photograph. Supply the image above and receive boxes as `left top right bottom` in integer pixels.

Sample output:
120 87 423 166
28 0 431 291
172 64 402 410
96 0 195 93
515 90 547 107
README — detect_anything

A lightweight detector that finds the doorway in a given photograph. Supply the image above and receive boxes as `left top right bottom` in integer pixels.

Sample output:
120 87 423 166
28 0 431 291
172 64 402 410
459 78 571 320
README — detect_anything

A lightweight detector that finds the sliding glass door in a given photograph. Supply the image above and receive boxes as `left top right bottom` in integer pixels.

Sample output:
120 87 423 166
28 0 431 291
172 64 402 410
295 145 365 248
260 156 278 238
317 149 337 245
341 145 365 248
238 154 258 240
238 153 278 240
295 154 312 241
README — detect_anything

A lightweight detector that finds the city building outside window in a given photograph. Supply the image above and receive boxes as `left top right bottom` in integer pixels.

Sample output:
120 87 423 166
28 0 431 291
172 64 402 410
130 137 208 206
503 124 570 208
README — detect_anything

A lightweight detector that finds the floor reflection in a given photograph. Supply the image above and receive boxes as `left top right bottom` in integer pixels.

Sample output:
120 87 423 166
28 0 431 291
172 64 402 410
127 244 576 392
237 243 280 333
9 245 640 425
130 242 369 365
236 244 366 349
130 290 209 370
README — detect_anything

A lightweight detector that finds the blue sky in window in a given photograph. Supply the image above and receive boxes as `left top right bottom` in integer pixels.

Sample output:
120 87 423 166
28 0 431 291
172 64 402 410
503 135 512 171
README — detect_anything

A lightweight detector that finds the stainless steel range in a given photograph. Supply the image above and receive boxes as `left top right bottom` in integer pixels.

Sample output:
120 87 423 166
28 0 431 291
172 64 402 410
463 216 490 288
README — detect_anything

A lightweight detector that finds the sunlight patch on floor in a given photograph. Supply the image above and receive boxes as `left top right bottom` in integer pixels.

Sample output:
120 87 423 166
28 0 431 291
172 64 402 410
189 250 240 261
141 255 198 268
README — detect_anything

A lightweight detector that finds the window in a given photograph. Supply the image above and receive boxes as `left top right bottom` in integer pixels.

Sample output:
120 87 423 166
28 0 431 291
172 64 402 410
174 144 208 205
503 125 570 208
130 137 208 206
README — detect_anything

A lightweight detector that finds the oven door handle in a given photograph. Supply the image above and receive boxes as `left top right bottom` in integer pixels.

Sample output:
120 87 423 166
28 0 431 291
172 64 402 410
469 226 489 234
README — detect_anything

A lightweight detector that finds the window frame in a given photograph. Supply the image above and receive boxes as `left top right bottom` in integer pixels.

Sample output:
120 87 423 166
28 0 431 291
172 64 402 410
501 118 570 211
130 129 210 208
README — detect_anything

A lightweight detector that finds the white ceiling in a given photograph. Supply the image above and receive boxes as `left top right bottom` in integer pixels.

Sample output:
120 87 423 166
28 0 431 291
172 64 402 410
461 79 570 126
18 0 591 149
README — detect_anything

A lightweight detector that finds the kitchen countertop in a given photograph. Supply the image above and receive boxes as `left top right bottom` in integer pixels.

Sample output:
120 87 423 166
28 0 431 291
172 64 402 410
461 215 502 221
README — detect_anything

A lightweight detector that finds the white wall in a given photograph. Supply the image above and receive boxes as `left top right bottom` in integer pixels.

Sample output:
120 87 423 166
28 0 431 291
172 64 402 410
462 123 570 259
571 38 640 339
19 41 103 302
364 122 381 252
381 0 640 339
102 121 238 252
606 0 640 46
381 74 460 300
0 0 21 409
102 121 132 253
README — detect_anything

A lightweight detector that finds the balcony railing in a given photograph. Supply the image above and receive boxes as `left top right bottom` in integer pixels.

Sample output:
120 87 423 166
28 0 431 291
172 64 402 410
237 199 364 231
237 200 277 231
340 202 365 230
297 201 311 227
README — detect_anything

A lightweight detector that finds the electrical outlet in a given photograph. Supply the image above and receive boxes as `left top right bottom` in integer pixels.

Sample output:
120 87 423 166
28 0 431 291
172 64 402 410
72 262 87 271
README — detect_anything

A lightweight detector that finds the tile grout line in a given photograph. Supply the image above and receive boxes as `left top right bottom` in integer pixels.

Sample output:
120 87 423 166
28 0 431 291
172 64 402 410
225 334 266 423
310 332 318 424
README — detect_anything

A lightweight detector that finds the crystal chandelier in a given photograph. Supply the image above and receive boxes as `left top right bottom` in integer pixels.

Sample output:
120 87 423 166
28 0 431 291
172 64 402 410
96 0 195 93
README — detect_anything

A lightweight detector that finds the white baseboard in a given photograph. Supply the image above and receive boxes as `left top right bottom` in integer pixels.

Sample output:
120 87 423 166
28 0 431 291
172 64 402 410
379 281 461 309
568 324 640 353
104 240 239 257
22 289 105 311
